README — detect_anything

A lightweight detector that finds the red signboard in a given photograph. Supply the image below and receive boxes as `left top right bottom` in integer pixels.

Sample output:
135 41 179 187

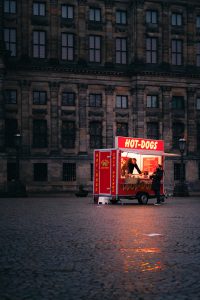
94 151 100 194
115 136 164 152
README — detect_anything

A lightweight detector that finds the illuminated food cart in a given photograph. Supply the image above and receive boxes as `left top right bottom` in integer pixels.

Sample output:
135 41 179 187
93 136 165 204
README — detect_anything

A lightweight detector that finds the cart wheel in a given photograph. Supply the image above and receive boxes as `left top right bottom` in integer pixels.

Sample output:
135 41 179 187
138 193 149 204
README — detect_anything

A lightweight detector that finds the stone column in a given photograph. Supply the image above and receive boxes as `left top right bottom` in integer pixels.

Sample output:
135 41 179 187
187 7 195 66
162 3 170 64
187 87 196 154
49 82 60 154
20 80 31 154
135 84 145 137
105 2 114 64
49 0 59 59
161 86 171 151
105 85 115 148
78 83 88 153
135 0 145 63
78 1 87 63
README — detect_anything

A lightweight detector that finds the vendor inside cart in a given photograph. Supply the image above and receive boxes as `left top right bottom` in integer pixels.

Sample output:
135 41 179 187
121 153 142 177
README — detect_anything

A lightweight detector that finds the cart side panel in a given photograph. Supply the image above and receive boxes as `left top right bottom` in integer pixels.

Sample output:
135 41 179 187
111 150 117 196
93 150 100 195
99 151 111 195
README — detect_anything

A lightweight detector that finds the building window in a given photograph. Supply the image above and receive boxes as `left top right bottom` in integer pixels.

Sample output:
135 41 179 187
171 13 182 26
90 163 93 181
5 119 18 147
147 122 159 139
172 39 183 65
89 121 102 149
197 123 200 153
63 163 76 181
116 122 128 137
146 10 158 24
172 122 184 149
89 7 101 22
146 37 157 63
5 90 17 104
89 35 101 63
33 2 46 16
196 42 200 67
4 28 16 57
61 121 76 148
7 162 17 181
33 31 46 58
116 95 128 108
62 92 75 106
198 163 200 179
172 96 184 110
4 0 16 13
197 98 200 110
89 94 102 107
116 38 127 64
33 163 48 181
32 119 48 148
146 95 158 108
116 10 127 25
33 91 47 105
196 16 200 29
61 33 74 61
174 163 185 181
61 5 74 19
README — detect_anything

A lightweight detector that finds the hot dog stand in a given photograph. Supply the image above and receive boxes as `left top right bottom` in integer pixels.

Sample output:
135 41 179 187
93 136 165 204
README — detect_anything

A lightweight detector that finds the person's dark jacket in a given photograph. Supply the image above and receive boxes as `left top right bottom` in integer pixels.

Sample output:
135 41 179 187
151 168 163 191
127 163 142 174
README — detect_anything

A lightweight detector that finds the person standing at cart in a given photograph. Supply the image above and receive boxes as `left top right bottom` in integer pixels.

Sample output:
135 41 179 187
127 158 142 175
150 164 163 205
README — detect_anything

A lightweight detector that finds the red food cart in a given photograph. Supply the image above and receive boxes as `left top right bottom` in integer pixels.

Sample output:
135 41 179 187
93 136 165 204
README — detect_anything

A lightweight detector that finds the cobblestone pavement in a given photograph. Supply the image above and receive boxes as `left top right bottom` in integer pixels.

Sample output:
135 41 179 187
0 195 200 300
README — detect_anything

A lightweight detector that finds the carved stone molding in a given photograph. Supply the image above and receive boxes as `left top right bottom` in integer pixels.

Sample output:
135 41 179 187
105 85 115 95
187 87 196 96
19 80 31 88
78 83 88 91
161 86 171 93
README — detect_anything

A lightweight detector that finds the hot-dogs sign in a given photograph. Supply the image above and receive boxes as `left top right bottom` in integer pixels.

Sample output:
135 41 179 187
115 136 164 151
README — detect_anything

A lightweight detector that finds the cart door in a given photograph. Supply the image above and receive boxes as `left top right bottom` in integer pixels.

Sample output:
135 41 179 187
99 150 111 195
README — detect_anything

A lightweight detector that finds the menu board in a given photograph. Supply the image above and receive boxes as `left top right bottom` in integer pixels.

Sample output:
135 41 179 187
143 157 159 174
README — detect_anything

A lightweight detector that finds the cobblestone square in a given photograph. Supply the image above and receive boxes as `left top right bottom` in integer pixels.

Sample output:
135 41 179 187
0 196 200 300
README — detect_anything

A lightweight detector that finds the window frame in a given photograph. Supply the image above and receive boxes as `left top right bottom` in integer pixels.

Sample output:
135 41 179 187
89 35 101 63
32 119 48 148
4 0 16 14
61 121 76 149
146 10 158 24
63 163 76 181
33 2 46 16
4 28 17 57
61 33 74 61
116 122 128 137
172 96 184 110
33 30 46 58
89 93 102 107
116 37 127 64
116 10 127 25
146 95 158 108
61 4 74 19
33 91 47 105
89 7 101 22
116 95 128 109
62 92 75 106
5 89 17 104
146 37 158 64
171 13 183 26
89 121 102 149
171 39 183 65
33 163 48 181
147 122 159 139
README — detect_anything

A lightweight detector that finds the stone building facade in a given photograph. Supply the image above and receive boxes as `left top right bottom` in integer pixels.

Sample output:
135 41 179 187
0 0 200 194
